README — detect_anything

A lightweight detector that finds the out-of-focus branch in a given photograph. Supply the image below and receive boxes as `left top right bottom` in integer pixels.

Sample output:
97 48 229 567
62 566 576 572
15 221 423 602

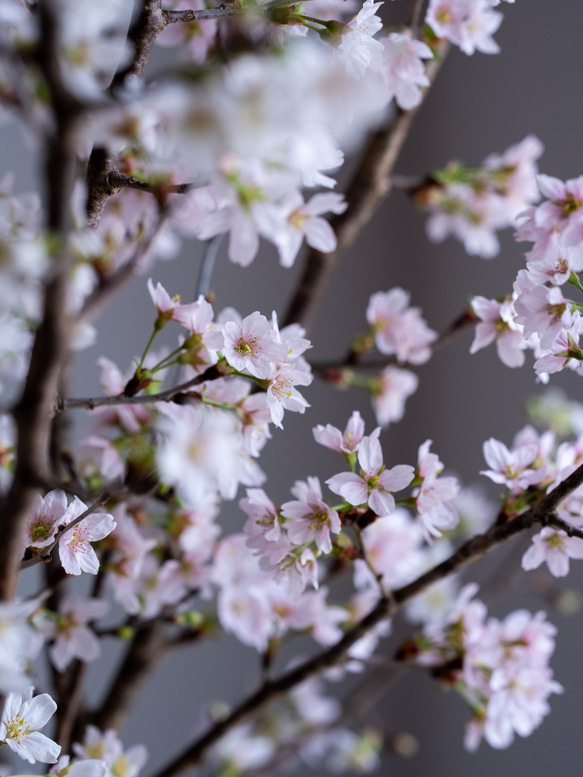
79 209 170 320
163 4 241 23
108 172 202 196
150 460 583 777
408 0 426 32
0 0 80 602
283 42 450 331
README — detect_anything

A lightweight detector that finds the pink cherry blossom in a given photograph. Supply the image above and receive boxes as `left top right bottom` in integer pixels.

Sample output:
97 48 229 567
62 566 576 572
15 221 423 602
313 410 373 455
0 688 60 764
273 190 347 268
222 311 286 379
281 478 341 554
413 440 460 540
521 527 583 577
337 0 384 79
58 498 117 576
470 295 527 368
371 365 419 426
327 435 414 515
480 437 540 493
379 32 433 110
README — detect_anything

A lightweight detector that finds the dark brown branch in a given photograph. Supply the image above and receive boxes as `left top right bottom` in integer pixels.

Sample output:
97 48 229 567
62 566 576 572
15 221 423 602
542 513 583 541
151 461 583 777
0 0 80 602
57 364 223 414
86 0 167 227
283 42 449 331
108 172 202 196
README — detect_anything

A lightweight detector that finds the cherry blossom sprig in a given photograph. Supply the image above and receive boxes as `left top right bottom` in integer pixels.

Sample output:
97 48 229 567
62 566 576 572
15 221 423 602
148 456 583 777
397 584 562 751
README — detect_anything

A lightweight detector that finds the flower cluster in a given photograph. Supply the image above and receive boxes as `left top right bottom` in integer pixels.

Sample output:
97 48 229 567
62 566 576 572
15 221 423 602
23 490 116 576
405 585 562 750
421 136 543 257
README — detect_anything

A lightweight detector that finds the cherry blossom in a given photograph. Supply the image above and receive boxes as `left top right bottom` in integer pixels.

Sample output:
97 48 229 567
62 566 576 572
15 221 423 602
73 726 147 777
481 437 541 494
370 366 419 427
470 295 528 368
222 311 286 379
521 526 583 577
413 440 460 539
273 190 347 268
58 498 117 576
379 32 433 110
313 410 373 455
0 688 60 763
337 0 384 79
327 435 414 515
366 288 436 364
40 596 109 671
281 478 341 554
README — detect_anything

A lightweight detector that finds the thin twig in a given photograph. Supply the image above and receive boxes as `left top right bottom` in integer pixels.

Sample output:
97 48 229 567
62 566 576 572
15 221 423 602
149 461 583 777
542 513 583 540
197 235 223 298
20 492 111 570
108 172 204 196
283 42 450 331
163 5 241 22
408 0 426 33
57 364 223 414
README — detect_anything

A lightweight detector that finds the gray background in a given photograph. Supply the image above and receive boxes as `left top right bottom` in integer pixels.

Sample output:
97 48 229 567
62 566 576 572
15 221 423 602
6 0 583 774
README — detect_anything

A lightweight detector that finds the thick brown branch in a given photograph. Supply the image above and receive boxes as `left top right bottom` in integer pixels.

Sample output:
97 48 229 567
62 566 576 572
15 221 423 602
150 462 583 777
86 0 167 227
0 0 79 601
283 43 449 330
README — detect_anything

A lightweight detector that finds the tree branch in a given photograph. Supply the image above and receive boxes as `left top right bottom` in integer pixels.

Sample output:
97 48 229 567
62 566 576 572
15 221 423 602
283 42 449 331
163 4 241 23
85 0 167 227
107 172 203 197
0 0 80 602
57 364 223 414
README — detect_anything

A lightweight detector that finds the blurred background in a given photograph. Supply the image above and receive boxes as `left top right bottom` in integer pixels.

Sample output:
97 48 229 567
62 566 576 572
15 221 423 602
6 0 583 774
